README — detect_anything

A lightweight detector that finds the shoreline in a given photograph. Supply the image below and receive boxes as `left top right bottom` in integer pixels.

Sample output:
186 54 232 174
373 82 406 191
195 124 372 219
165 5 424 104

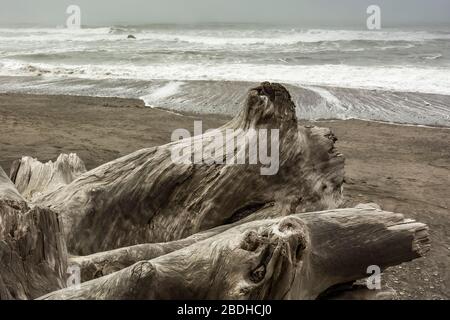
2 90 449 129
0 92 449 299
312 117 450 130
1 77 450 127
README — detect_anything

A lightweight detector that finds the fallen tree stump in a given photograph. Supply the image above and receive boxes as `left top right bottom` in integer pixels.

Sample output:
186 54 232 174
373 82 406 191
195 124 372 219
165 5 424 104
42 207 430 300
24 82 345 255
0 167 68 300
3 82 431 300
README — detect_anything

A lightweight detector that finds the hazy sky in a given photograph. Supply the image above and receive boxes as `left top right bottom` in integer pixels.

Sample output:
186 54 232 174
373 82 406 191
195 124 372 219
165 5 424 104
1 0 450 27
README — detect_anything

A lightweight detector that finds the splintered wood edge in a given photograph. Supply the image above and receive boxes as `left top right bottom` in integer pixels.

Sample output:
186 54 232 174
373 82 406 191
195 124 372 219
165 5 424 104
388 221 431 257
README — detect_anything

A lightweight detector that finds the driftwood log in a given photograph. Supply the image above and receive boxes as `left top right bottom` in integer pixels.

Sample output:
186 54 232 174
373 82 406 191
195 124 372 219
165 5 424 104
0 167 67 299
2 82 431 300
16 82 345 255
41 207 429 300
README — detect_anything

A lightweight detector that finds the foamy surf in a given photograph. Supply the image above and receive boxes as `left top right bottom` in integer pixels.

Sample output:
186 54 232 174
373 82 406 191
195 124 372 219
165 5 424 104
140 81 185 107
1 60 450 96
0 24 449 126
1 27 450 44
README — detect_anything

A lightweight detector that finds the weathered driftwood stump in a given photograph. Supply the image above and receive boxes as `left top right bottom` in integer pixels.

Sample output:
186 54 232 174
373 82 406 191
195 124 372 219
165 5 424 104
41 206 429 300
2 82 431 300
24 82 345 255
0 167 68 300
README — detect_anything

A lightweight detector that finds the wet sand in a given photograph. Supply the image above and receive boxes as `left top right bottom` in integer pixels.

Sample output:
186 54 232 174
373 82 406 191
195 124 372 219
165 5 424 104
0 92 449 299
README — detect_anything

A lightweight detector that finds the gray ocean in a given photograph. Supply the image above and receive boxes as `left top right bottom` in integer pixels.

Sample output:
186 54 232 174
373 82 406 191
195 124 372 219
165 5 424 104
0 24 449 126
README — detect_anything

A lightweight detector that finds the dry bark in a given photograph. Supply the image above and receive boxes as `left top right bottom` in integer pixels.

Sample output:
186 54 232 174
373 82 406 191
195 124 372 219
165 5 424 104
27 82 345 255
0 166 68 300
41 207 429 300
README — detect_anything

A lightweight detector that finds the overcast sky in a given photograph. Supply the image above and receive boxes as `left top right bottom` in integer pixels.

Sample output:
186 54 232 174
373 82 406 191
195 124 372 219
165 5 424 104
1 0 450 28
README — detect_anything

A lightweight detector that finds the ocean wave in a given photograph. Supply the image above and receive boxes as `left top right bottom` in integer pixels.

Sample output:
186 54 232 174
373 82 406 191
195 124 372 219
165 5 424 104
1 25 449 125
1 59 450 95
0 27 111 34
1 27 449 45
421 54 443 60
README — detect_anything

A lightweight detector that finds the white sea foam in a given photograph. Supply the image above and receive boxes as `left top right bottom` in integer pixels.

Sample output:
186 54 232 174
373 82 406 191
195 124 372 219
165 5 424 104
422 54 443 60
140 82 185 106
1 59 449 95
1 27 449 45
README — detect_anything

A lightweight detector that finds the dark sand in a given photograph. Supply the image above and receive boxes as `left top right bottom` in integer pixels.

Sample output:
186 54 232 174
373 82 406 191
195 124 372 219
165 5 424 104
0 93 449 299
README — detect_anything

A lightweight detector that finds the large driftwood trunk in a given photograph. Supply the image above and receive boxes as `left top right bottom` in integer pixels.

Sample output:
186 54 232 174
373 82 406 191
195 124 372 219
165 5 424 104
0 167 68 300
41 206 429 300
3 82 431 300
27 83 345 255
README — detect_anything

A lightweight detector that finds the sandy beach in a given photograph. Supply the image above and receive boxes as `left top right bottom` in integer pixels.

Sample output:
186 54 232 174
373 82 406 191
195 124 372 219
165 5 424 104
0 92 449 299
